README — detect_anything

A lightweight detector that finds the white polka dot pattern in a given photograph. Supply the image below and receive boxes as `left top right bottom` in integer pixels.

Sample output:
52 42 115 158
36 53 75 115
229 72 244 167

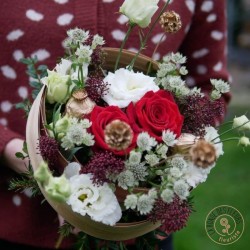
26 9 44 22
23 188 33 198
18 86 28 99
103 0 115 3
213 61 223 72
197 65 207 75
57 13 74 26
207 14 217 23
185 0 195 13
1 65 17 79
201 1 214 12
12 195 22 206
192 48 209 59
1 101 12 113
186 76 196 87
111 29 126 41
152 52 160 61
211 31 223 40
13 50 24 61
0 118 8 126
151 33 166 44
6 29 24 41
31 49 50 61
54 0 69 4
117 15 129 25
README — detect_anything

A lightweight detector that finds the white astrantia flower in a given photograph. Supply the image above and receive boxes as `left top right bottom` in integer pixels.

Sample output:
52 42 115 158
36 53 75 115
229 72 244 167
188 87 204 97
173 180 189 200
171 52 187 64
61 136 74 150
168 76 185 89
232 115 250 131
137 194 155 215
82 132 95 146
161 188 174 203
148 188 158 200
117 170 136 190
124 194 138 210
211 89 221 100
67 28 89 44
137 132 157 151
80 119 92 129
102 68 159 108
120 0 159 28
64 162 81 179
183 162 213 188
91 34 105 49
169 167 182 179
176 85 190 96
127 163 148 181
75 45 93 64
145 153 159 166
204 126 223 157
210 79 230 94
128 151 142 166
162 130 177 146
171 156 187 170
179 66 188 75
67 124 85 146
156 144 168 159
67 174 121 226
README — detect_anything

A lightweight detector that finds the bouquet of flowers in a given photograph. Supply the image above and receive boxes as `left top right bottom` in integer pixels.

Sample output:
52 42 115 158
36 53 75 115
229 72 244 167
20 0 250 248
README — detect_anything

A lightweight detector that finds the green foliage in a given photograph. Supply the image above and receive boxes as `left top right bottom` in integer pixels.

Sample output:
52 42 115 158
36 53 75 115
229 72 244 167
15 99 32 118
58 221 74 238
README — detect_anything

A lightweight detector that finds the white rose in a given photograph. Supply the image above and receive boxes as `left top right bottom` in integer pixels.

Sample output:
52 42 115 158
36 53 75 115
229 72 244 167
67 174 122 226
120 0 159 28
102 68 159 108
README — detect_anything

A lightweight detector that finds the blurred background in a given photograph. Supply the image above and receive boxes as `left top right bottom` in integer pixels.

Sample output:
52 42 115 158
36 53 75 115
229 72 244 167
174 1 250 249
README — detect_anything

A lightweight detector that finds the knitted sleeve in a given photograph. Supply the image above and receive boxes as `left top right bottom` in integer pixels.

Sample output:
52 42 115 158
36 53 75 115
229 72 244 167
179 0 231 105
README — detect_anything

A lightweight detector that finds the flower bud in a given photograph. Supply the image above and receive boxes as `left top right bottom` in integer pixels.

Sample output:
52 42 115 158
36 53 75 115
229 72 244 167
45 175 71 202
238 136 250 147
34 161 51 185
55 115 71 138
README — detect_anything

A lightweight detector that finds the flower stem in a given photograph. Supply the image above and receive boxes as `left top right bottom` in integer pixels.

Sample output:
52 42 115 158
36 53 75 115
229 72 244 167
114 23 135 71
128 0 171 70
214 137 240 144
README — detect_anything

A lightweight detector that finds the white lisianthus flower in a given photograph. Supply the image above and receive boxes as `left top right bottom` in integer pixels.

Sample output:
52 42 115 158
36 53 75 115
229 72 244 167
120 0 159 28
67 174 122 226
233 115 250 131
42 70 70 104
183 162 213 188
64 162 81 179
204 126 223 157
102 68 159 108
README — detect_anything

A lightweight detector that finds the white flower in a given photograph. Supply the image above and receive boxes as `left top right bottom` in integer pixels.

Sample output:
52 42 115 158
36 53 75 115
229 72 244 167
120 0 159 28
67 28 89 44
67 174 121 226
171 52 187 64
156 144 168 159
148 188 158 200
137 132 157 151
204 126 223 157
173 180 189 200
169 167 182 179
137 194 154 215
75 45 93 64
211 89 221 100
102 68 159 108
183 162 212 188
233 115 250 131
128 151 142 166
188 87 204 97
61 136 74 150
82 132 95 146
80 119 92 129
91 34 105 49
145 153 159 166
161 189 174 203
238 136 250 147
210 79 230 93
124 194 138 210
179 66 188 75
67 124 85 145
171 156 187 170
162 130 177 146
127 163 148 181
64 162 81 179
55 59 72 75
117 170 136 190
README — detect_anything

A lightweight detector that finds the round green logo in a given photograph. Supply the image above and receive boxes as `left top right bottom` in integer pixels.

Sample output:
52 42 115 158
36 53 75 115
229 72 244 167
205 205 244 245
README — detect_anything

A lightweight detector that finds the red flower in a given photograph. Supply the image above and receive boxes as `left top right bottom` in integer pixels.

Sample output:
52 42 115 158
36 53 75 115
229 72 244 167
126 90 183 141
89 106 136 155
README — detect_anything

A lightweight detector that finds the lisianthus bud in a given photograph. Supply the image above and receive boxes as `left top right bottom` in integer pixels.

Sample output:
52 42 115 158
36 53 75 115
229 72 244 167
104 119 133 151
34 161 51 185
159 11 182 33
45 175 71 202
43 70 71 104
173 133 199 154
189 140 217 168
238 136 250 147
120 0 159 28
233 115 250 131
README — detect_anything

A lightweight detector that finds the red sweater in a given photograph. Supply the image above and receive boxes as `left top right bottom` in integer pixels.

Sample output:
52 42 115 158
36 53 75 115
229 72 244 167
0 0 230 248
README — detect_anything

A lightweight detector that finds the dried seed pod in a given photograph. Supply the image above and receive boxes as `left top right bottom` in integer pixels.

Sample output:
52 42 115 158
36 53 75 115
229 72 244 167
159 11 182 33
104 120 133 151
66 89 95 118
189 139 217 168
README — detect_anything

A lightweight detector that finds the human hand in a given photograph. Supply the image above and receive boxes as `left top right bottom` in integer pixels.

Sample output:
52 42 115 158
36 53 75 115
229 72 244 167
3 138 28 173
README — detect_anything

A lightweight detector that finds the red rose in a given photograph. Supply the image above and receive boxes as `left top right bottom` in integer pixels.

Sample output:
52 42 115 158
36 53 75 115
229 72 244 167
90 106 136 155
126 90 183 141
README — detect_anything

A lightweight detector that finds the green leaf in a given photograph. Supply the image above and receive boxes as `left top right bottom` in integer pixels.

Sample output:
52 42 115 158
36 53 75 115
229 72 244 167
37 65 48 71
30 81 42 88
20 58 32 65
22 141 28 154
15 152 24 159
67 147 82 161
